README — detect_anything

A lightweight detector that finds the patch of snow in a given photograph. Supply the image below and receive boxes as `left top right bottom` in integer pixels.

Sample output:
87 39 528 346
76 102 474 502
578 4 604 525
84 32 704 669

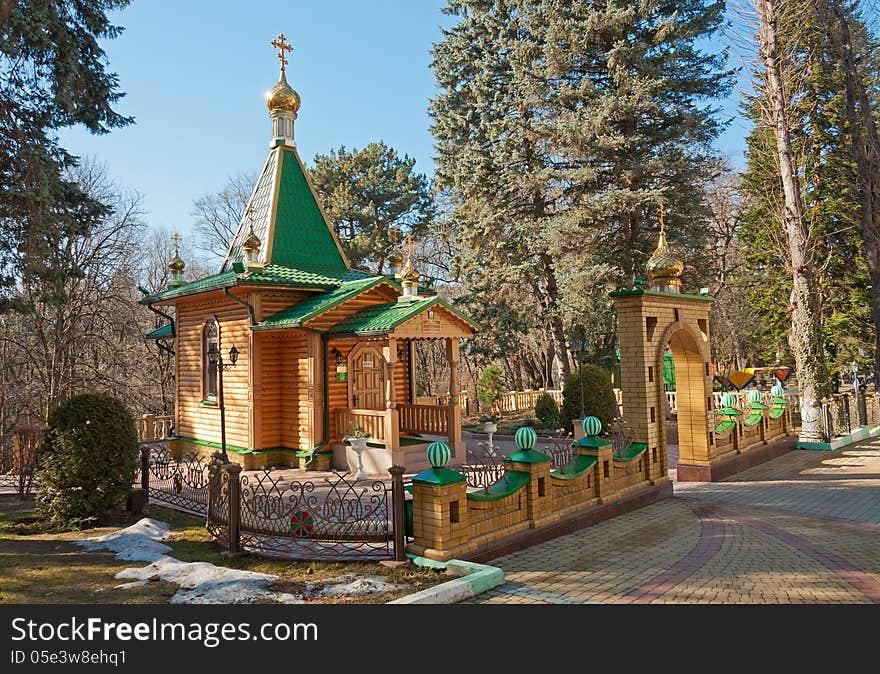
79 517 405 604
114 580 149 590
308 574 404 598
78 517 302 604
115 556 302 605
77 518 172 562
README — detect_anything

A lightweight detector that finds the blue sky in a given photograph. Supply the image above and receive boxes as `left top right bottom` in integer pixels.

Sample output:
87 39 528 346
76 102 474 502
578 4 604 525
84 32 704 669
59 1 750 238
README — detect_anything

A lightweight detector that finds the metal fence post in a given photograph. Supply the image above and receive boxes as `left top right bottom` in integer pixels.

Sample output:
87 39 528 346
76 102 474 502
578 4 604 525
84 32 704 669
388 465 406 561
140 446 150 493
224 462 243 554
822 399 833 441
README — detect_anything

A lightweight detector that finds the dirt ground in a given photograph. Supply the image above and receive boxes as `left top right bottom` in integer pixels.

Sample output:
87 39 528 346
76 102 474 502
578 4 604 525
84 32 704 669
0 495 444 604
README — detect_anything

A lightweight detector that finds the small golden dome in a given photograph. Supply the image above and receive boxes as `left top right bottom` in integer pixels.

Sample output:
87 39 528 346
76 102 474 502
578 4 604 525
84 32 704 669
401 260 419 283
388 251 403 266
243 227 262 251
266 72 300 114
646 227 684 280
169 254 185 273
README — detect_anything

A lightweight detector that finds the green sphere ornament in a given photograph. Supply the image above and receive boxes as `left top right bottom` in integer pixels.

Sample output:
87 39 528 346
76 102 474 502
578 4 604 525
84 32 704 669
748 389 763 403
582 416 602 437
426 441 451 468
771 384 785 398
721 392 737 408
515 426 537 450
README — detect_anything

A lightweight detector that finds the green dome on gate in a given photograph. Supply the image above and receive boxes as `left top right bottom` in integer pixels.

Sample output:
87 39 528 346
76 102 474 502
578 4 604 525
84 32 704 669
748 389 763 403
721 392 737 408
771 384 785 397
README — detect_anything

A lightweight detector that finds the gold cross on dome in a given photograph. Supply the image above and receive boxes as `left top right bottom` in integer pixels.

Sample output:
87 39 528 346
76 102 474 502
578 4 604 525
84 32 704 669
171 233 180 256
271 33 293 72
658 201 667 235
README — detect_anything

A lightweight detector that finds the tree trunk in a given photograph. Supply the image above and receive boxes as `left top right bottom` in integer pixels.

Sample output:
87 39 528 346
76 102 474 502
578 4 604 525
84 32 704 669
0 0 18 28
537 252 571 382
819 0 880 390
757 0 827 442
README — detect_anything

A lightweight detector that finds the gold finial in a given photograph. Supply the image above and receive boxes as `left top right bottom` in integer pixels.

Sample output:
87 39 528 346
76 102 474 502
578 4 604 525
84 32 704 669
168 233 185 277
243 204 262 253
271 33 293 74
400 234 419 283
646 200 683 292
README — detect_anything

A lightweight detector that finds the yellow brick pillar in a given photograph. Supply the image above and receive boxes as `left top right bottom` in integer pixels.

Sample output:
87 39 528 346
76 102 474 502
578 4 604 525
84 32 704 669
610 287 715 482
504 427 554 528
406 440 469 562
574 417 614 501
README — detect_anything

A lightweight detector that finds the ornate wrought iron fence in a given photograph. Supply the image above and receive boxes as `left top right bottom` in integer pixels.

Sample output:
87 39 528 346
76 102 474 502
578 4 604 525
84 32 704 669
459 445 506 489
534 432 576 469
204 468 395 561
142 444 209 514
609 417 635 458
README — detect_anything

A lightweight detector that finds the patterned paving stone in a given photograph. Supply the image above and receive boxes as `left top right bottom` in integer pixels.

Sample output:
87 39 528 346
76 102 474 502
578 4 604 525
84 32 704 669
466 439 880 604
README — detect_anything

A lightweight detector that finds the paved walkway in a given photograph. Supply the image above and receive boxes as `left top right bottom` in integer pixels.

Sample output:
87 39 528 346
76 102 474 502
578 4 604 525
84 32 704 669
467 437 880 604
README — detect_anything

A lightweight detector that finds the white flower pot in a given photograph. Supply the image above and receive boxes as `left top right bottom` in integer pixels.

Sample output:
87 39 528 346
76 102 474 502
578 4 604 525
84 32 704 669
347 438 369 479
483 421 498 434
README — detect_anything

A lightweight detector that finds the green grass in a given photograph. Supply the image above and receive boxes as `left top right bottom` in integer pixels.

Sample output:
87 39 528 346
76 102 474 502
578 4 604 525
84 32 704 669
0 495 444 604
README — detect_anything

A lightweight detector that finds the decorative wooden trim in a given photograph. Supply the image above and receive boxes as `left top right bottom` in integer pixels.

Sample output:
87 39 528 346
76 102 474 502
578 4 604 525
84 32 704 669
262 147 284 264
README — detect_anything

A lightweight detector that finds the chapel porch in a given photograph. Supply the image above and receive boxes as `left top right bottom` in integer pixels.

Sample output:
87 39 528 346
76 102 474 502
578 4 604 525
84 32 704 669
328 332 465 476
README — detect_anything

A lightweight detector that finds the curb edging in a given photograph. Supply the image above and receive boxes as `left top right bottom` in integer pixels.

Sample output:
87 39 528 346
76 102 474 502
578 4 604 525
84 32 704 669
797 424 880 451
387 556 504 604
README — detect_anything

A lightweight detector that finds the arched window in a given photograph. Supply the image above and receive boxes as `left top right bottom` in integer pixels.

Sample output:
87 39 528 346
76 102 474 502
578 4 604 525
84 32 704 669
202 320 219 402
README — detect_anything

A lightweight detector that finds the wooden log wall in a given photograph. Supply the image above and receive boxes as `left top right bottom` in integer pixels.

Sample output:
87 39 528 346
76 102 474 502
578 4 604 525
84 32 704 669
281 331 312 450
256 290 312 322
305 285 398 331
175 294 251 448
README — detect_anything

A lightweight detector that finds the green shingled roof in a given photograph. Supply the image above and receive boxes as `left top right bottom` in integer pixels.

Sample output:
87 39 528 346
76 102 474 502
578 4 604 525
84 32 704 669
222 146 348 275
145 323 174 339
328 297 477 335
255 276 389 330
140 264 373 304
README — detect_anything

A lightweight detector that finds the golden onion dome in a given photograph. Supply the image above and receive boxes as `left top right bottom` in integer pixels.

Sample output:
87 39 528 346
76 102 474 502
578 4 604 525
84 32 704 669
646 227 683 280
400 258 420 283
243 228 262 252
168 254 185 273
388 250 404 266
266 72 300 114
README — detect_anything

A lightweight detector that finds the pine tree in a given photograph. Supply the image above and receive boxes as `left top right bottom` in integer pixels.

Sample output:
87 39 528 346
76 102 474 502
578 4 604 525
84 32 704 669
0 0 132 310
430 0 732 385
309 142 435 273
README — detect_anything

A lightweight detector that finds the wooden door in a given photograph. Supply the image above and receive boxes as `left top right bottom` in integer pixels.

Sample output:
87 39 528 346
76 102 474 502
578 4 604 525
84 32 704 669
350 346 385 410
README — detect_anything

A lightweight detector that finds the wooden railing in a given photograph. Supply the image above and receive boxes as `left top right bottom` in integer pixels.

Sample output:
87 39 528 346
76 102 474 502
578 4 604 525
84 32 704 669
399 404 448 435
138 414 174 442
493 389 563 413
334 408 388 442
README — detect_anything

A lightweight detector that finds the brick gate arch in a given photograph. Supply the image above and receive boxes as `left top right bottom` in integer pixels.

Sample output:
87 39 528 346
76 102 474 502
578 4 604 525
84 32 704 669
610 288 716 482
